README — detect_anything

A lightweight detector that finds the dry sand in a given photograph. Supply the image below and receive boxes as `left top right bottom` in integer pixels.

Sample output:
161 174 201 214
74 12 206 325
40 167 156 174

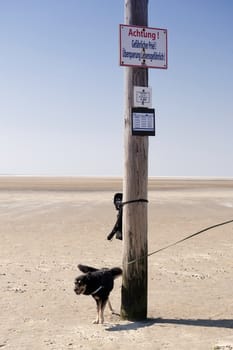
0 177 233 349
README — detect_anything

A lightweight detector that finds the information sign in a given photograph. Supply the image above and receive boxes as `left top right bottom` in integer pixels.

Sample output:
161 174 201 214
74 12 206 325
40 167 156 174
132 107 155 136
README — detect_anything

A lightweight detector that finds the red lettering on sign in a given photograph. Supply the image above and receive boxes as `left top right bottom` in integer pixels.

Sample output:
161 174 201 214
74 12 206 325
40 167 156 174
128 28 156 40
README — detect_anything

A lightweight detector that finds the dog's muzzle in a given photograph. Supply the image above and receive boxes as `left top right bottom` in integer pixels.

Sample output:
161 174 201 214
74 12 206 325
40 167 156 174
74 285 86 295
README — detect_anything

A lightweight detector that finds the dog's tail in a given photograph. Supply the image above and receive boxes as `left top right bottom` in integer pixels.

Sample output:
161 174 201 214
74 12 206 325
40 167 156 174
110 267 122 279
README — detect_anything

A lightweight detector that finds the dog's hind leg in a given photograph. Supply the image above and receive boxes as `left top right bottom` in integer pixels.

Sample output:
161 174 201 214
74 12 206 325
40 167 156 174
108 299 113 313
108 299 120 316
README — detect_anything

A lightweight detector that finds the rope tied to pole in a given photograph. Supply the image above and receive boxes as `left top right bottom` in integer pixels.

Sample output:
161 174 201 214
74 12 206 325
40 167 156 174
121 198 148 207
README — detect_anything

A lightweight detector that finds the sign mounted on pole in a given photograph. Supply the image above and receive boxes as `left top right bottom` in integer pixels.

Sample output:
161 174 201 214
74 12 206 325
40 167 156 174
119 24 168 69
132 107 155 136
134 86 152 108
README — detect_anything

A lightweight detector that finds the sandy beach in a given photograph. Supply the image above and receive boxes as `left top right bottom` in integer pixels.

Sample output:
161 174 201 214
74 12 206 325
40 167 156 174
0 177 233 349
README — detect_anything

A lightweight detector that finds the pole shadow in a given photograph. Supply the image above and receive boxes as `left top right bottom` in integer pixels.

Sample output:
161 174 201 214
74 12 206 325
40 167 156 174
106 317 233 332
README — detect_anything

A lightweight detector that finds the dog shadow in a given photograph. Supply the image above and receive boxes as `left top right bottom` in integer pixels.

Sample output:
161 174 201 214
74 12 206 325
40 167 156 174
106 317 233 332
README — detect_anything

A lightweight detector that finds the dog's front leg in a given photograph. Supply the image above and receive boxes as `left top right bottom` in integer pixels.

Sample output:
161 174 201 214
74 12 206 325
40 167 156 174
93 297 108 324
93 298 101 324
99 299 108 324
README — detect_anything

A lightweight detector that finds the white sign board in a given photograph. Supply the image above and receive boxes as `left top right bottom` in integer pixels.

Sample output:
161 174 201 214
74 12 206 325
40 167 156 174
120 24 167 69
134 86 152 107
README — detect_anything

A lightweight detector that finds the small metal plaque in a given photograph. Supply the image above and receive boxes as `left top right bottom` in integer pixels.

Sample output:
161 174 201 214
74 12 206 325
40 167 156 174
134 86 152 107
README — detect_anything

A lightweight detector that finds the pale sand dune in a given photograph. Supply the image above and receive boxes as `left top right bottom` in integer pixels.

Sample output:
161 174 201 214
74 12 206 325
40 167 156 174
0 177 233 349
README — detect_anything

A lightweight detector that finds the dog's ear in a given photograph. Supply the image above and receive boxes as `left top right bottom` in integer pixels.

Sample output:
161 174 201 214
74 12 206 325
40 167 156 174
78 264 98 273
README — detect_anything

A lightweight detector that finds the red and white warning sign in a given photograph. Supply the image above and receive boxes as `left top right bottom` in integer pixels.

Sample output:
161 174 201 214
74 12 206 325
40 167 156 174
119 24 168 69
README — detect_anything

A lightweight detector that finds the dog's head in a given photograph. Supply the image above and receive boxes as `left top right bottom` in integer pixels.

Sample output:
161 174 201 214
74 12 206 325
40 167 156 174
74 275 87 295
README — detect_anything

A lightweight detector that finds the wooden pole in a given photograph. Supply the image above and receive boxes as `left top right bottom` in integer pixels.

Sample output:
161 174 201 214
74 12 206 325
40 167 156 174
121 0 149 321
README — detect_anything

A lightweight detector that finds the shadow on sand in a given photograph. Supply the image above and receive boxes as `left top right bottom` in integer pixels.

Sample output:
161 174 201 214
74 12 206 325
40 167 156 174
106 318 233 332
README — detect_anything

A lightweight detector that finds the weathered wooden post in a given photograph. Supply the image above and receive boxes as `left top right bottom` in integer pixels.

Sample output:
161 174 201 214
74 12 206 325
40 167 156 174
121 0 149 321
119 0 167 321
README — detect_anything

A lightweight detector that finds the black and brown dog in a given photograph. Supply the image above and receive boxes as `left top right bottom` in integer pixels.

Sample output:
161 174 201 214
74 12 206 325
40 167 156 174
74 264 122 324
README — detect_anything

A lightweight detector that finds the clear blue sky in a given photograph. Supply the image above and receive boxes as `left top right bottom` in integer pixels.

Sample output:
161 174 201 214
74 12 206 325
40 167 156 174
1 0 233 177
